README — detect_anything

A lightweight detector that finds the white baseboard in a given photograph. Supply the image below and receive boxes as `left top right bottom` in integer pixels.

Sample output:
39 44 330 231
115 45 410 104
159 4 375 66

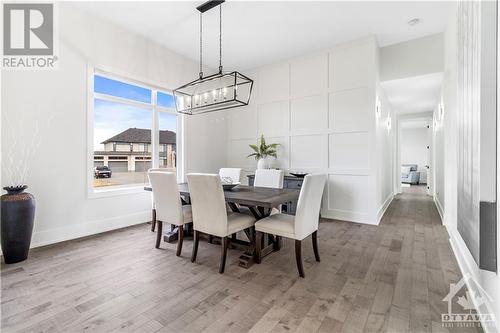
445 224 499 333
322 209 376 225
322 194 394 226
434 196 444 221
29 210 151 249
377 194 394 223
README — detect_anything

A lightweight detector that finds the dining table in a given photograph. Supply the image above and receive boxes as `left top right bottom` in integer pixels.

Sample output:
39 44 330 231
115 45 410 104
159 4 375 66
144 183 300 268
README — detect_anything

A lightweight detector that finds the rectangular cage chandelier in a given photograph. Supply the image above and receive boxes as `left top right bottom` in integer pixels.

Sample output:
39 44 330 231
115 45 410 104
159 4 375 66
173 0 253 115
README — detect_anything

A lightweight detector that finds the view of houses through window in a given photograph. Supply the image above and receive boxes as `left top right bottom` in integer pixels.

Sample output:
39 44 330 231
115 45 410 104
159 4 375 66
92 73 177 189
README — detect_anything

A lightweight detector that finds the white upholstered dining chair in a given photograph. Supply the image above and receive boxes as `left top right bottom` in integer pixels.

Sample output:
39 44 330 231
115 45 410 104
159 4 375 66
219 168 242 183
187 173 256 274
148 168 170 232
242 169 284 216
254 169 284 188
254 174 327 278
148 171 192 256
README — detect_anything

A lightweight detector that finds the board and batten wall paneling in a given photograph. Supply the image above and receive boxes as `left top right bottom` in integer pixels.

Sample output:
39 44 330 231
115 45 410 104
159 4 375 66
290 94 329 132
226 37 380 223
291 54 329 98
290 134 328 170
329 88 371 133
457 0 481 263
258 101 289 137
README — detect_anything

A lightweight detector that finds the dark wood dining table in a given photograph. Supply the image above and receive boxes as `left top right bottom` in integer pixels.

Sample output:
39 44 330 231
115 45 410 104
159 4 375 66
144 183 300 267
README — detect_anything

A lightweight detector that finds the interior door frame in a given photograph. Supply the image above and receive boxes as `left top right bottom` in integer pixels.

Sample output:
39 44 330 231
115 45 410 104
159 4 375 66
395 112 434 195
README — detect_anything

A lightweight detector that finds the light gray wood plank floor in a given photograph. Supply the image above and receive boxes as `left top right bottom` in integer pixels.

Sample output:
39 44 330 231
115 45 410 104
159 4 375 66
1 186 479 332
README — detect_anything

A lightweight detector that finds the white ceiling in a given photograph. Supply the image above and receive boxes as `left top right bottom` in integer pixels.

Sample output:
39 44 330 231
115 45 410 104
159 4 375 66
381 73 442 115
72 1 451 71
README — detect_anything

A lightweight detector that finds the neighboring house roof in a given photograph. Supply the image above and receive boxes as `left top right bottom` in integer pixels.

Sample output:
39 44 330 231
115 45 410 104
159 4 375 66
101 128 176 144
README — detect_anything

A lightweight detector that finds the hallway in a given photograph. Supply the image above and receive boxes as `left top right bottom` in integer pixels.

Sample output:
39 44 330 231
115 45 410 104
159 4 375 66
0 187 476 332
377 185 474 332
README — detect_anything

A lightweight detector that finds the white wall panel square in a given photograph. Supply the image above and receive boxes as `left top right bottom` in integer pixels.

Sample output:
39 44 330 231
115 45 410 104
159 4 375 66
227 106 258 140
329 132 369 170
327 174 369 213
330 42 374 91
290 134 327 169
258 64 289 103
228 139 257 169
329 88 371 132
266 136 289 170
258 101 289 137
290 94 328 131
290 54 328 98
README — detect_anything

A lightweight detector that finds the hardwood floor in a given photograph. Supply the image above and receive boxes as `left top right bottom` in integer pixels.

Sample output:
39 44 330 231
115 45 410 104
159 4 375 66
1 186 478 332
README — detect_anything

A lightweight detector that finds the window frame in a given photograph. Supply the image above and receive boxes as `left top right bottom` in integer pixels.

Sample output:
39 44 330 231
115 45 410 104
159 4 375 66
87 64 184 198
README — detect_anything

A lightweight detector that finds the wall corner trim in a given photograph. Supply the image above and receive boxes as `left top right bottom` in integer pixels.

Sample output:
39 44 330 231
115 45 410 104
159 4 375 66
434 196 445 222
377 193 394 224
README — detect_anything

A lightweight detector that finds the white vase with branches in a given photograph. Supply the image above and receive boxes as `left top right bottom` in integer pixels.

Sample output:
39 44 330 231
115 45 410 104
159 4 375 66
2 115 45 190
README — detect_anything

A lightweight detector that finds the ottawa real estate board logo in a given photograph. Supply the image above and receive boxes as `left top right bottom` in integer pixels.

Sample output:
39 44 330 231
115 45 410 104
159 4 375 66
2 3 58 69
442 273 496 329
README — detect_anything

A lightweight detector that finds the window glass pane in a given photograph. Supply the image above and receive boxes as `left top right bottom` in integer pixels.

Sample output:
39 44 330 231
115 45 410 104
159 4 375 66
94 75 151 104
157 91 176 108
158 112 177 171
93 99 152 189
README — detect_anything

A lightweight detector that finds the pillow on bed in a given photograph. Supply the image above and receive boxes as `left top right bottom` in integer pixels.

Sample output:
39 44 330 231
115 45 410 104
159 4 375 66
401 166 411 177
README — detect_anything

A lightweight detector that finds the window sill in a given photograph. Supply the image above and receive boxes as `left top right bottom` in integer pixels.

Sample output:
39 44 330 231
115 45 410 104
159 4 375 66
87 185 150 199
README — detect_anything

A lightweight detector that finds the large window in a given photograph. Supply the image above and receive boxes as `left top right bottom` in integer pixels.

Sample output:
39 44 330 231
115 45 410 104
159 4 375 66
90 69 179 192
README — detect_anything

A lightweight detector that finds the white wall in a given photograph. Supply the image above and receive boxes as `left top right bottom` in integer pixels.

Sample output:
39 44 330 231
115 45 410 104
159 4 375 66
433 104 445 216
226 36 392 224
375 89 395 221
1 4 227 248
436 3 500 329
380 33 444 81
400 126 428 183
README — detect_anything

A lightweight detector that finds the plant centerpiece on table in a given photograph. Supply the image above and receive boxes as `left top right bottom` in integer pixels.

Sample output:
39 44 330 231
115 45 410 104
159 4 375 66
248 134 280 169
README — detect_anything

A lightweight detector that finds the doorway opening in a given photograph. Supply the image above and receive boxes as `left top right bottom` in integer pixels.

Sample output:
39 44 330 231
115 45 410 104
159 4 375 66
397 115 433 195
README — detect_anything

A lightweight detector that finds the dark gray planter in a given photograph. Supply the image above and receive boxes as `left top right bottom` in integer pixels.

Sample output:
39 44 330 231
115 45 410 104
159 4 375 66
1 185 35 264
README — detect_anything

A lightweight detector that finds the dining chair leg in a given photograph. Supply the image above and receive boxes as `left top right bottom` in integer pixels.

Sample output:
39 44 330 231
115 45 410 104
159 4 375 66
155 221 163 249
219 237 229 274
176 225 184 257
255 231 262 264
191 230 199 262
312 231 320 262
151 208 156 232
295 240 305 278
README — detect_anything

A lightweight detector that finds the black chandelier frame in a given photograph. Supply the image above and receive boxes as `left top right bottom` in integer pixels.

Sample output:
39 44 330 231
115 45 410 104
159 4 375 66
173 0 254 115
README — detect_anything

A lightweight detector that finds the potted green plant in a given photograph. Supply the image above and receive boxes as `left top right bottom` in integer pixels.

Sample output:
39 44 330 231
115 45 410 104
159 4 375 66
248 134 280 169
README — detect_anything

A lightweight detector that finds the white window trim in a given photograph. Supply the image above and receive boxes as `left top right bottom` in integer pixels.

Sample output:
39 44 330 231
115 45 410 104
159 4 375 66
87 63 184 199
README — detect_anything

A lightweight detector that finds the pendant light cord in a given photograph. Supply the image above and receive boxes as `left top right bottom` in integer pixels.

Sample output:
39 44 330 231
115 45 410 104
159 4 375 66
219 4 223 73
199 12 203 79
